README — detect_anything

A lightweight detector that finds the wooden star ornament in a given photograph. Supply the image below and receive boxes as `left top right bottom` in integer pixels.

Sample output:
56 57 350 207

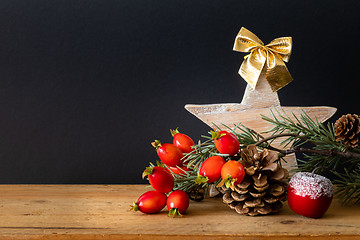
185 28 337 171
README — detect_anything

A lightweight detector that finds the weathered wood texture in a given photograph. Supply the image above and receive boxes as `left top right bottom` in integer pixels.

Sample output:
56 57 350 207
185 74 337 172
0 185 360 240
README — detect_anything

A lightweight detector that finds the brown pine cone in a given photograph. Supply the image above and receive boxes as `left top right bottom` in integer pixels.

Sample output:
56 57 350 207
219 145 288 216
334 114 360 148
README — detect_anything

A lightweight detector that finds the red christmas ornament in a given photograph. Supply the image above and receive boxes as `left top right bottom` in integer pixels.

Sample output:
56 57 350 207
287 172 334 218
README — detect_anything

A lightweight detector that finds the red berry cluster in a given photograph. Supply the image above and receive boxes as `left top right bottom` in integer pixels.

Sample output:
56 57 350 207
130 129 194 217
197 130 245 190
131 129 248 216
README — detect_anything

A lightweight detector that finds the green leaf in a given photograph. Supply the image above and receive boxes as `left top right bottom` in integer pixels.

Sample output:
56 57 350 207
223 175 236 190
170 127 180 137
194 175 209 185
168 208 183 217
142 166 154 179
130 202 139 212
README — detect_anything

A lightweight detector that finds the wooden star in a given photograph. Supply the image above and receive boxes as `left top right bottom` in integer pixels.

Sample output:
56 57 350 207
185 73 337 171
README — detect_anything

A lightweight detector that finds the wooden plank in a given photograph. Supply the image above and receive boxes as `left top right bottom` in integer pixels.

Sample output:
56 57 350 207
0 185 360 240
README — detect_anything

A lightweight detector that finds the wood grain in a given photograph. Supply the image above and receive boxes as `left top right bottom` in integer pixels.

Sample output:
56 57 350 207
0 184 359 240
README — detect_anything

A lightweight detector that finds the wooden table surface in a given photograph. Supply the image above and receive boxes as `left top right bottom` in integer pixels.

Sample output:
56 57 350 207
0 184 360 240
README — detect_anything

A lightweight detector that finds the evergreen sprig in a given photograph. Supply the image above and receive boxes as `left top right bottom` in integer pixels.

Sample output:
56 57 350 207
261 108 360 204
332 166 360 204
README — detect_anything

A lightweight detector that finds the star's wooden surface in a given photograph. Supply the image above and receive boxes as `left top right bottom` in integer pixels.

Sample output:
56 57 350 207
185 74 337 171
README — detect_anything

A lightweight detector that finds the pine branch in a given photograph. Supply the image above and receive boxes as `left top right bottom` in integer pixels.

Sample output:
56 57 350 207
332 166 360 204
248 127 360 163
259 109 360 204
261 109 357 156
232 123 261 147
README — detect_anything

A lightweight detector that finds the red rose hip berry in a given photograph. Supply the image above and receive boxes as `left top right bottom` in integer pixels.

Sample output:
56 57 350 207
142 166 174 193
218 160 245 189
131 191 167 214
170 128 195 153
152 140 184 167
198 156 226 183
167 190 190 217
287 172 334 218
212 130 240 156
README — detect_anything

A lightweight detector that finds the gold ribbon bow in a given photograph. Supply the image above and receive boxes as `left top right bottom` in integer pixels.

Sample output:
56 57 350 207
233 27 293 92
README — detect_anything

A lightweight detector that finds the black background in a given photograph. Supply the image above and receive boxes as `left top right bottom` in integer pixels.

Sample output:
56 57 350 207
0 0 359 183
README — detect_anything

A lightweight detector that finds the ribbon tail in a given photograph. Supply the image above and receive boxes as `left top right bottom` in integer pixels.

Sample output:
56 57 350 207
239 48 267 89
265 55 293 92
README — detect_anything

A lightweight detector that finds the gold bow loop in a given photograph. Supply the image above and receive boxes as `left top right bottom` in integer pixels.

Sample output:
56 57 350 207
233 27 293 92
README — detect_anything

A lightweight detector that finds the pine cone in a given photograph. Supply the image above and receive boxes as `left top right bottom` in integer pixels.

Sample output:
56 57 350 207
219 145 288 216
334 114 360 148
